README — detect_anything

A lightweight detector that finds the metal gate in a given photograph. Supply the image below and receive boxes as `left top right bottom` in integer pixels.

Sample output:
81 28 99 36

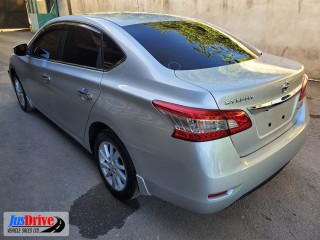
26 0 59 32
0 0 29 29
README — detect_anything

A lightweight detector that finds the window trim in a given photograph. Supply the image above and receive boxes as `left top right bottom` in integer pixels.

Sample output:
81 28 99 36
28 21 127 72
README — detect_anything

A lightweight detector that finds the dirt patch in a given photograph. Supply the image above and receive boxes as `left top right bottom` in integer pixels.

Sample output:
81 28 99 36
310 114 320 119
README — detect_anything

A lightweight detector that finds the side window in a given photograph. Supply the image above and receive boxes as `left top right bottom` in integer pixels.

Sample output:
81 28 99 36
62 26 102 68
32 29 64 60
103 34 125 70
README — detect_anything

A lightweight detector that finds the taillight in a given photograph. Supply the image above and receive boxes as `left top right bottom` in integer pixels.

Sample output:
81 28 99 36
152 100 252 142
297 74 308 108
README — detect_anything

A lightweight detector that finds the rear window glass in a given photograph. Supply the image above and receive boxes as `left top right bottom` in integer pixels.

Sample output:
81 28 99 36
103 34 125 70
123 21 257 70
62 26 101 68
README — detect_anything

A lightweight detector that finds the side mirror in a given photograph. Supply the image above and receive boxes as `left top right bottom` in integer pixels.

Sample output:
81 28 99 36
13 44 28 56
34 47 51 59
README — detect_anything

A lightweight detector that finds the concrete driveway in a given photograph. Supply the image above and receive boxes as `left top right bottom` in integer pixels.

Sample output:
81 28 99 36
0 30 319 240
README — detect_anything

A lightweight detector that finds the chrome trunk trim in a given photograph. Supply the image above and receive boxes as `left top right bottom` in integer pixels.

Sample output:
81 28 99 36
247 85 301 114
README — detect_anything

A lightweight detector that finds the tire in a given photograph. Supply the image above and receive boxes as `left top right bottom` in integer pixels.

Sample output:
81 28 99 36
94 129 139 201
12 75 34 112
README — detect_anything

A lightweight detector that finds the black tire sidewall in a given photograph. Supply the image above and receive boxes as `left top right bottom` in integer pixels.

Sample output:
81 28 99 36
13 75 28 112
93 129 138 201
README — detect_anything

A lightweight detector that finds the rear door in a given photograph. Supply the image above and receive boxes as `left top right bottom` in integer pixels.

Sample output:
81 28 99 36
51 23 103 141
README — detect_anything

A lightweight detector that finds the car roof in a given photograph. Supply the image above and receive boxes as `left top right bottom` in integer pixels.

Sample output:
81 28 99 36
84 12 185 26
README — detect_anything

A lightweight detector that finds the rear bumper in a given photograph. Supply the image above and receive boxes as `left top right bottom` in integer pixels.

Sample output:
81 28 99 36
131 100 309 213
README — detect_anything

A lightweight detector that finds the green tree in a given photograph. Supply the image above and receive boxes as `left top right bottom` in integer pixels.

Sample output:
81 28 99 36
144 21 253 63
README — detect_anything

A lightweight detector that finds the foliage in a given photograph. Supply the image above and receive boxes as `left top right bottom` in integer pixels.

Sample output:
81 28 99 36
143 21 253 63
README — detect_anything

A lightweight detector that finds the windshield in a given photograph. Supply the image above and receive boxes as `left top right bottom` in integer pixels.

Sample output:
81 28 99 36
123 20 259 70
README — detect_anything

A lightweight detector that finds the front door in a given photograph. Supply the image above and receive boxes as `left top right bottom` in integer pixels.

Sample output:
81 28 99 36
24 24 65 118
51 24 103 141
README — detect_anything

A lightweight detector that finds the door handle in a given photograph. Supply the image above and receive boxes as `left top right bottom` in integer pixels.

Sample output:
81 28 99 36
78 88 93 100
41 73 51 83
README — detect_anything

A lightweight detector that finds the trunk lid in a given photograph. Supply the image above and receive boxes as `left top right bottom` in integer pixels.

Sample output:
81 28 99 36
175 53 304 156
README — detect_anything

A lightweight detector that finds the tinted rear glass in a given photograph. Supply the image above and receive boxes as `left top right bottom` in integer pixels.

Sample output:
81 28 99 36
123 21 257 70
62 26 101 68
103 34 125 70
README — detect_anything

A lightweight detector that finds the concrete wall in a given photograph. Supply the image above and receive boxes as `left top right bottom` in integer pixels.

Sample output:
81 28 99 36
58 0 320 79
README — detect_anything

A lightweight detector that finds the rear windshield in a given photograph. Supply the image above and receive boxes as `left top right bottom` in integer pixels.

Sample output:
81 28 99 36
123 21 258 70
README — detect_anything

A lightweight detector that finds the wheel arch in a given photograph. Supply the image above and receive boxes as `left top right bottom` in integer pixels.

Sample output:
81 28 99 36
88 120 149 197
88 121 128 154
88 121 111 153
9 67 17 84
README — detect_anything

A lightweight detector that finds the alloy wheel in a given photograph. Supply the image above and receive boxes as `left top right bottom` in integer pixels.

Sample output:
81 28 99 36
14 79 26 108
98 141 127 191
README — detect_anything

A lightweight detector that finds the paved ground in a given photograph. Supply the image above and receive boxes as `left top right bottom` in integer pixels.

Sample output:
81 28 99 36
0 30 319 240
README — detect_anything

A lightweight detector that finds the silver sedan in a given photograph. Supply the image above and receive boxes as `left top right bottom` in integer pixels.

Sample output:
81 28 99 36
8 13 309 213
